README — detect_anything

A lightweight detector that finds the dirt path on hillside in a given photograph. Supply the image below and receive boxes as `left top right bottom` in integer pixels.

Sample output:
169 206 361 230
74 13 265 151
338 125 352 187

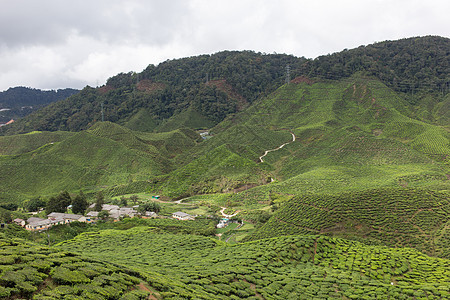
259 132 296 163
137 282 158 300
220 207 240 218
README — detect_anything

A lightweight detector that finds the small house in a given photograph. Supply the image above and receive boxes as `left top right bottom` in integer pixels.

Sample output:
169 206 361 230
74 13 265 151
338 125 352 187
172 211 194 221
86 211 99 223
47 212 85 224
13 218 26 227
217 218 230 228
142 211 157 219
25 217 52 231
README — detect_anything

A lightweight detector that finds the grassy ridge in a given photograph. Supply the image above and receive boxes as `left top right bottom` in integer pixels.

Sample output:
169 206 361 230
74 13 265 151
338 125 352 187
56 226 450 299
247 188 450 258
206 76 449 208
0 131 74 155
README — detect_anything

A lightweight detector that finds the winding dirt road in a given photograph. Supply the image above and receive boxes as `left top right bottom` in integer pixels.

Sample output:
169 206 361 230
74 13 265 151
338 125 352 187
259 132 296 163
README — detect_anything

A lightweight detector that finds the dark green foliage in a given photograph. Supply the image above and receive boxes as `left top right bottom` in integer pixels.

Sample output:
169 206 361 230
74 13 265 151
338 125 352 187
98 210 109 220
120 196 128 207
94 191 104 212
0 209 12 223
0 87 78 123
71 192 88 215
45 191 72 214
24 196 46 212
138 201 161 213
0 203 17 211
2 51 304 135
305 36 449 97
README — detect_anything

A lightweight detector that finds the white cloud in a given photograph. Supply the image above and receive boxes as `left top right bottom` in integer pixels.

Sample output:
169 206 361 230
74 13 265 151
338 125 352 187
0 0 448 90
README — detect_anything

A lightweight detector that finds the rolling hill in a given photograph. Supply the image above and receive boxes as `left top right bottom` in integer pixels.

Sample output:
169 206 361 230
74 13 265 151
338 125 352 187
0 122 201 202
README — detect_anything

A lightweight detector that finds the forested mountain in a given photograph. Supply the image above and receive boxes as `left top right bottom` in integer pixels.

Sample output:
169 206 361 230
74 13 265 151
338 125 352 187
0 87 79 124
2 36 447 135
1 52 306 134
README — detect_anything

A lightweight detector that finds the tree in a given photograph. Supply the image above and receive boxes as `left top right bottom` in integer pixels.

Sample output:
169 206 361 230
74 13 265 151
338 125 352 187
45 191 72 214
98 210 109 221
120 196 128 207
24 197 46 212
138 201 161 213
129 195 139 205
0 209 12 223
72 191 88 215
94 191 104 211
0 203 18 211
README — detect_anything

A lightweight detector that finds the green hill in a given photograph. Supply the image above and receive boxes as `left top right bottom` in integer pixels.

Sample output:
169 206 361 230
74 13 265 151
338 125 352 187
0 122 201 203
247 188 450 258
0 130 74 155
1 51 305 135
123 108 158 132
155 106 216 132
181 75 449 200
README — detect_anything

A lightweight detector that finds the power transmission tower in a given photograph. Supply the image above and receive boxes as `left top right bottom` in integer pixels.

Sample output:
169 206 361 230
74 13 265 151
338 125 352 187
101 102 104 122
285 65 291 84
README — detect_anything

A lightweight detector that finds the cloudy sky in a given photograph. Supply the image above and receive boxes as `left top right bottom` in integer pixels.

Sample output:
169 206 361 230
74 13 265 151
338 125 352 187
0 0 448 91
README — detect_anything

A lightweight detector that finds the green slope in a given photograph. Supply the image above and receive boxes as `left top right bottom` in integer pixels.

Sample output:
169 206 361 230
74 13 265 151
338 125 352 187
194 76 449 198
56 226 450 299
155 106 216 132
0 122 201 203
123 108 158 132
0 130 74 155
247 188 450 258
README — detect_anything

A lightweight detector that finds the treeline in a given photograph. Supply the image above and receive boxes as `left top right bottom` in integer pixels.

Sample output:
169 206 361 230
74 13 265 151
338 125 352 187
303 36 450 96
0 87 79 108
0 87 79 123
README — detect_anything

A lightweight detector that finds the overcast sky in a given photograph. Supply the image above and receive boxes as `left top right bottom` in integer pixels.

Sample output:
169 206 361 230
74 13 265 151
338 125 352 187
0 0 448 91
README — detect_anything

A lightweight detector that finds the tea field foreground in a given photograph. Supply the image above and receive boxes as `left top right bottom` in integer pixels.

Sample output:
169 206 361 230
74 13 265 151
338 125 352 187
54 226 450 299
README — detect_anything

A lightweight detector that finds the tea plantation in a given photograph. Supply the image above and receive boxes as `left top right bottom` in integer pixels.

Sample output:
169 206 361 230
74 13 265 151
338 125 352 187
54 226 450 299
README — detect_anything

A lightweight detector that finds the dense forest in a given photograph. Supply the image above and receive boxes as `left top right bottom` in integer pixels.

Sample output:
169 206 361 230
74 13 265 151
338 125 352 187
0 87 79 123
301 36 449 94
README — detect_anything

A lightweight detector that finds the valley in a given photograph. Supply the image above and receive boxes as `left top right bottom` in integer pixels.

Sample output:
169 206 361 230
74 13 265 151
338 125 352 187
0 36 449 299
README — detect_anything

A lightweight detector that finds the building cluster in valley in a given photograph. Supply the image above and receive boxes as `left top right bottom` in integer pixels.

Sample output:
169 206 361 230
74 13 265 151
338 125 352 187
11 204 198 232
13 204 158 232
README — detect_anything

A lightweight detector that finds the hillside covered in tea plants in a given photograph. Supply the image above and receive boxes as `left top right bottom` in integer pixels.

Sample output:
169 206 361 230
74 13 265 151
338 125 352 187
0 36 449 299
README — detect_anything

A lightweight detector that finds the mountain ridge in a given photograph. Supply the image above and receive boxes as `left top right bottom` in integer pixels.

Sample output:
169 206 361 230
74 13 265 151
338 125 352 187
1 36 448 135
